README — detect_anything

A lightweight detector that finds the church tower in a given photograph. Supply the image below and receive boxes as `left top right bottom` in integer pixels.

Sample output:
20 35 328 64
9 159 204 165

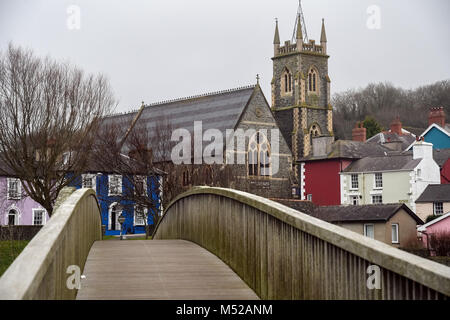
271 8 333 169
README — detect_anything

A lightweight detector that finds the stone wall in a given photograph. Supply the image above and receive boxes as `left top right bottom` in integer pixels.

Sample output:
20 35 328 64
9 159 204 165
0 226 42 241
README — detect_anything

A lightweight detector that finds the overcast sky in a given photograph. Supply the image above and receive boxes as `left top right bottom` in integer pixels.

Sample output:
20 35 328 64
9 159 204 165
1 0 449 113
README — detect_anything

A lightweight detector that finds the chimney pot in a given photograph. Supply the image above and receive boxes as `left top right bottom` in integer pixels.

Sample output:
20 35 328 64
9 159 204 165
390 117 402 135
428 106 446 127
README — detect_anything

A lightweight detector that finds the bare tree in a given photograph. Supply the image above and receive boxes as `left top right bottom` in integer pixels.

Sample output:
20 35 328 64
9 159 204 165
0 44 116 215
93 120 164 239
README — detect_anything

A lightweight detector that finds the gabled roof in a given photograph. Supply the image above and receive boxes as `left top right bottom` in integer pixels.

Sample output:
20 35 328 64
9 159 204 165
367 131 416 151
342 154 421 173
433 148 450 167
310 203 423 224
416 184 450 203
405 123 450 151
299 139 393 162
103 85 257 161
418 211 450 231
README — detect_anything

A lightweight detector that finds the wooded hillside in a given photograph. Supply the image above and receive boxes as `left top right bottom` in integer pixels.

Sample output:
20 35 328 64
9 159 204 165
332 80 450 140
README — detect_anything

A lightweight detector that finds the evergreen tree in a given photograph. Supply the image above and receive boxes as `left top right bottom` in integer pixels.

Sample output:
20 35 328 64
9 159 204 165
362 116 383 139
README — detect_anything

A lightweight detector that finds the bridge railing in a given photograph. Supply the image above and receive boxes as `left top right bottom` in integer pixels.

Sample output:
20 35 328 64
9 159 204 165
153 187 450 300
0 188 102 300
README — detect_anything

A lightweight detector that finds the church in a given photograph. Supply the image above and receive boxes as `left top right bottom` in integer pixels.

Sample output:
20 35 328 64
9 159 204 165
108 9 332 201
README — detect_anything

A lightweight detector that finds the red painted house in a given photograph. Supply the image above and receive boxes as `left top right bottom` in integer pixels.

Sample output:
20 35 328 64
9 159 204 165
299 124 393 206
433 149 450 184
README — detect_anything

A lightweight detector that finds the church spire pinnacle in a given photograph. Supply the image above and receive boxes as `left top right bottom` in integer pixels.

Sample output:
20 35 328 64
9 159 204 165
273 18 280 45
296 14 303 42
320 18 327 43
320 18 327 54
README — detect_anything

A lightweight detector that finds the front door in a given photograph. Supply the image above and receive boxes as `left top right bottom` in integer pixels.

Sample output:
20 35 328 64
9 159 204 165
110 206 117 230
8 210 16 225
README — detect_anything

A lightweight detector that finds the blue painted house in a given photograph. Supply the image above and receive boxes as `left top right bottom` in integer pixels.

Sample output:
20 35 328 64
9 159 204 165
71 170 163 236
406 107 450 151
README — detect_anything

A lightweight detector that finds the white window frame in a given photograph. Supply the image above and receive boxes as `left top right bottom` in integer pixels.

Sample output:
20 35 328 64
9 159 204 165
433 202 444 215
350 174 359 190
307 194 313 201
372 194 383 204
7 178 21 200
108 175 122 196
134 176 147 196
391 223 399 244
364 224 375 239
351 195 359 205
32 208 47 226
374 173 383 189
134 205 147 226
82 174 96 192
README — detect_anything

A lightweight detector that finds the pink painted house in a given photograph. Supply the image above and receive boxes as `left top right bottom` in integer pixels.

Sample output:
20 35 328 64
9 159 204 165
417 212 450 254
0 176 49 226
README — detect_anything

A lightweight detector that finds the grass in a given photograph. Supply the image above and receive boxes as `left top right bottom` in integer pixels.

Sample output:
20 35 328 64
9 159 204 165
0 240 29 277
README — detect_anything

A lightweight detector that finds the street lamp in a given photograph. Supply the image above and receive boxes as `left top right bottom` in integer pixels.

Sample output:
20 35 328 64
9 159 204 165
118 214 126 240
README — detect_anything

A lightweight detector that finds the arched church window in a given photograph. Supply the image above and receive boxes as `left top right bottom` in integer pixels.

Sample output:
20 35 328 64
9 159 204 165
248 132 271 177
281 68 292 94
308 67 319 93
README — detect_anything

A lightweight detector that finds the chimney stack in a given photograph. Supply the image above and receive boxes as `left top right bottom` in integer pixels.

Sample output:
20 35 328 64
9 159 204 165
390 116 402 135
413 140 433 160
428 107 446 127
352 122 366 142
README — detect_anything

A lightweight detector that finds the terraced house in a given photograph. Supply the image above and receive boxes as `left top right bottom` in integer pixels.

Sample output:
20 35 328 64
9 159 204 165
340 140 440 212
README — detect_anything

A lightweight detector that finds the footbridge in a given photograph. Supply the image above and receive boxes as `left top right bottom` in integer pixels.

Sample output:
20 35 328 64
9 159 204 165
0 187 449 300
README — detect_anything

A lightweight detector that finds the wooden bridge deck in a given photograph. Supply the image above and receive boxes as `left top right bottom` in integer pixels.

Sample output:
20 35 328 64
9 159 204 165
76 240 259 300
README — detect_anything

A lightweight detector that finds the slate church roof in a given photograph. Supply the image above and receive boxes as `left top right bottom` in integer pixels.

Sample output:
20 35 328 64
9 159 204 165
103 85 258 161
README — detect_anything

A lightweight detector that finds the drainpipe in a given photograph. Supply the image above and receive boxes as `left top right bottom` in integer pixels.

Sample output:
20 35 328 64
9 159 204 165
421 230 430 256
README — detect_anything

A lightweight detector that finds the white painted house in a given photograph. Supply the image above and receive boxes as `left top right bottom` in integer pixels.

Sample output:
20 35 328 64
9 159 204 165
340 140 441 212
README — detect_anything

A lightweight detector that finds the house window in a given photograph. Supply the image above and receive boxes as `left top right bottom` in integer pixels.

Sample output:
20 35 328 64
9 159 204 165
351 174 358 189
416 169 421 178
372 195 383 204
374 173 383 189
248 132 271 177
82 174 96 191
32 209 46 226
391 223 399 244
364 224 374 239
433 202 444 215
108 175 122 196
7 178 21 200
307 194 312 201
351 196 359 205
134 176 147 196
7 209 17 226
134 205 147 226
